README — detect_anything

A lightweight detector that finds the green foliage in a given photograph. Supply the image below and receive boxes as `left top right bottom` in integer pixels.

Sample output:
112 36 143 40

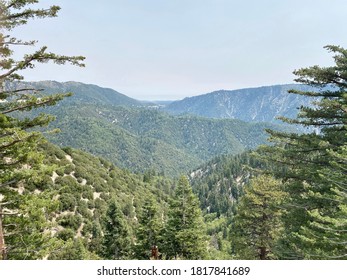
48 238 100 260
17 88 287 176
56 229 75 242
4 192 59 259
190 152 269 217
163 176 208 259
0 0 84 259
256 45 347 259
59 193 77 212
135 196 163 259
204 213 232 259
33 142 172 260
102 201 131 260
231 175 286 259
88 219 103 255
57 214 82 231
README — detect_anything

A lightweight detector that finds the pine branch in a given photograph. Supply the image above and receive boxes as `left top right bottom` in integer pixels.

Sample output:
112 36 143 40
1 96 62 114
0 88 44 95
0 180 17 188
0 46 85 80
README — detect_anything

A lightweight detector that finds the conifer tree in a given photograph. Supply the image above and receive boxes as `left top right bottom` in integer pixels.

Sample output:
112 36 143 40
163 176 208 259
292 144 347 258
88 219 104 256
0 0 85 259
135 196 163 259
103 201 131 259
257 45 347 259
231 175 286 259
1 192 59 259
0 0 85 187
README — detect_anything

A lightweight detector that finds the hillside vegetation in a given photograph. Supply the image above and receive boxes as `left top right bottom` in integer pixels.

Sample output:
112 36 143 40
11 81 287 176
4 142 230 259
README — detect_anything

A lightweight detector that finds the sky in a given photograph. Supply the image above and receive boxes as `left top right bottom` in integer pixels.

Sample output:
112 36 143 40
10 0 347 100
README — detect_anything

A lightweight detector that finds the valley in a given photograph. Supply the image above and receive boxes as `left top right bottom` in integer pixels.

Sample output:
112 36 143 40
14 81 292 176
2 75 345 261
1 0 346 265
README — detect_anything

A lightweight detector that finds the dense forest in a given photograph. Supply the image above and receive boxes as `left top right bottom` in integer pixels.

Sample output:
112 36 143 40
0 1 346 260
13 83 288 177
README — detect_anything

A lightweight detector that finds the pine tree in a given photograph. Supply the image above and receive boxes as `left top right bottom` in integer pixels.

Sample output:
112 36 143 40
49 238 100 260
135 196 163 259
163 176 208 259
88 219 104 256
292 144 347 258
103 201 131 259
0 0 85 259
231 175 286 259
257 45 347 259
0 0 85 187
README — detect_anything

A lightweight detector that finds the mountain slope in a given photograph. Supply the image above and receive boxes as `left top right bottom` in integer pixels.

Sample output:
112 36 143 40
10 80 143 107
43 104 283 176
190 152 269 216
12 80 291 176
164 84 318 123
5 142 171 259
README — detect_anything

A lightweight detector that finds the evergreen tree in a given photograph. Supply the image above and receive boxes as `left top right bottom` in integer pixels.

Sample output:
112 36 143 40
292 144 347 258
103 201 131 259
257 45 347 259
88 219 104 256
163 176 208 259
49 238 100 260
231 175 286 259
2 192 59 259
0 0 84 259
135 196 163 259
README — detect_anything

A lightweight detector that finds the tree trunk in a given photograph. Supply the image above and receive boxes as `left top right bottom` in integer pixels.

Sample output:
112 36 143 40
0 205 7 260
259 246 267 260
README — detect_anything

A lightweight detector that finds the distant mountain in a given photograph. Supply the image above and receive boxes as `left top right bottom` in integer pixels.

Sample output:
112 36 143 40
10 80 143 107
164 84 318 123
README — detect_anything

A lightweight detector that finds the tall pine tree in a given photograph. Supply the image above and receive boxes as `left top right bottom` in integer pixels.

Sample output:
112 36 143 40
163 176 208 259
0 0 85 259
257 45 347 259
231 175 286 260
103 201 131 260
135 196 163 259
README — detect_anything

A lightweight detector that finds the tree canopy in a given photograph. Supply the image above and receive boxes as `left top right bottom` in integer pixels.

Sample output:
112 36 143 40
257 45 347 259
0 0 84 259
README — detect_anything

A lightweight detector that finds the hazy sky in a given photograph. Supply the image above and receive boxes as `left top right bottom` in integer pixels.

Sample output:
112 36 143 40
11 0 347 100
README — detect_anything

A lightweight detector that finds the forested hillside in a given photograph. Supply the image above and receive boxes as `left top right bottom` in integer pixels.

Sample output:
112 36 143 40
7 80 143 107
190 152 267 217
3 142 223 259
13 89 286 176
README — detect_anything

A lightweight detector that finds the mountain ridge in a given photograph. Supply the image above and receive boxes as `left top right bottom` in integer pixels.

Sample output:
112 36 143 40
8 80 143 107
163 84 318 124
